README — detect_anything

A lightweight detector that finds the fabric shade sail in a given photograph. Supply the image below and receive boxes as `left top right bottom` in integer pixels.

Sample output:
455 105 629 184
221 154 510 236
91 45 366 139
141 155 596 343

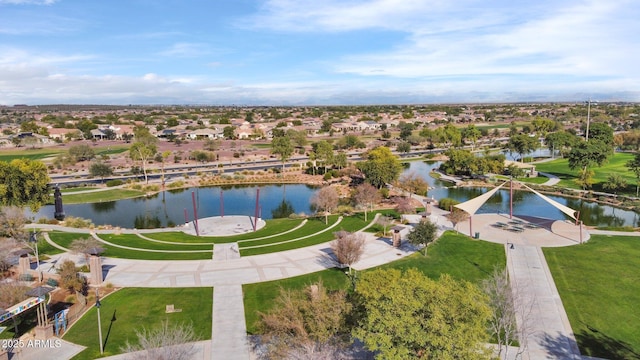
521 184 578 221
453 182 507 215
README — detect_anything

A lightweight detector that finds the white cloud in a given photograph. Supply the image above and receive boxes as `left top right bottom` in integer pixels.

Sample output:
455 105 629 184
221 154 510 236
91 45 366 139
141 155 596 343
158 43 210 58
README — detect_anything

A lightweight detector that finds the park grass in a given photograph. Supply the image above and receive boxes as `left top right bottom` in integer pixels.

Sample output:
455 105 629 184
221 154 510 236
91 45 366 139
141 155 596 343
535 153 636 193
238 216 338 248
99 234 213 251
0 148 63 162
65 287 212 360
544 235 640 359
47 231 212 260
52 189 145 204
239 215 369 256
243 268 349 334
143 218 305 244
243 231 506 334
59 186 99 193
377 231 506 283
495 175 550 184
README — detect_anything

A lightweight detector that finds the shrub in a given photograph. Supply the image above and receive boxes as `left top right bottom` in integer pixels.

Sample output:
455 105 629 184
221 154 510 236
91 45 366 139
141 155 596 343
167 180 184 189
106 179 124 187
63 216 94 228
438 197 460 211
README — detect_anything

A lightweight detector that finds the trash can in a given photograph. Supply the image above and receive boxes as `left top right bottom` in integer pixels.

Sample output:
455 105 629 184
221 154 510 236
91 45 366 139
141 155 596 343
474 232 480 239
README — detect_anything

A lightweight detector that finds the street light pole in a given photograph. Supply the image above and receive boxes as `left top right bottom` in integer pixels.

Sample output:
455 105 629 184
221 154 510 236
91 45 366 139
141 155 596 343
96 288 104 355
30 230 42 282
585 98 592 141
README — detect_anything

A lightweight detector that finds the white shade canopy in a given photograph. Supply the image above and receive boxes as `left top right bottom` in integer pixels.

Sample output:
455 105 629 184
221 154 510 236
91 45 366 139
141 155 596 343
453 182 507 215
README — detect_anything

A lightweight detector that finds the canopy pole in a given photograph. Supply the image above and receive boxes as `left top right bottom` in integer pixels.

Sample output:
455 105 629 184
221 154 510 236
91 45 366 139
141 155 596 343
510 177 513 219
469 215 473 238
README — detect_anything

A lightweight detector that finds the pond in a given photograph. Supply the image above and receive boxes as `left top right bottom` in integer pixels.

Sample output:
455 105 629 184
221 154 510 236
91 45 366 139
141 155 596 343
404 161 640 228
31 163 640 229
31 184 318 229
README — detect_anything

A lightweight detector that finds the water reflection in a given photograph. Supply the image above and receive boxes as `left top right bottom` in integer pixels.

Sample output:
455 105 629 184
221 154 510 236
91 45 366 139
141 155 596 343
91 201 116 213
405 160 640 228
271 200 295 219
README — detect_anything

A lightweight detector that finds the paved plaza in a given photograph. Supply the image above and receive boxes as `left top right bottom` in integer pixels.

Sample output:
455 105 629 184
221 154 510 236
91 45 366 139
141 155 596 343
17 206 610 360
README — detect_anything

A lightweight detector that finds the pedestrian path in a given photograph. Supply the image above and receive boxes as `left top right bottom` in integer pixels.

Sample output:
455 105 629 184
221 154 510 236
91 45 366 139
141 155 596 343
507 244 581 359
538 171 561 186
211 285 250 360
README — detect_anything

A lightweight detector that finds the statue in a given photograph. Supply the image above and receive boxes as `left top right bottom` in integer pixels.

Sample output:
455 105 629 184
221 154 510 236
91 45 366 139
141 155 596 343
53 185 65 221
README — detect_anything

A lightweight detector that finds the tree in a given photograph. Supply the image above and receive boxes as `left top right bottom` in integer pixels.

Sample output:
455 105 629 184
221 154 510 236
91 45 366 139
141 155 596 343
504 134 538 162
0 159 50 211
58 260 86 294
627 153 640 197
353 269 491 360
586 122 614 148
0 238 19 272
121 320 198 360
396 141 411 153
68 144 95 162
311 186 339 224
482 268 532 360
259 282 352 359
89 161 113 181
357 146 402 188
0 281 30 309
567 140 611 172
394 196 415 214
203 138 220 151
271 136 294 173
334 151 348 170
575 167 595 190
312 140 334 171
462 124 481 151
603 173 627 195
397 171 429 198
545 131 578 158
70 237 103 265
406 219 438 255
376 215 393 236
129 133 158 184
353 183 380 221
330 230 365 275
447 208 470 233
0 206 28 242
223 126 235 139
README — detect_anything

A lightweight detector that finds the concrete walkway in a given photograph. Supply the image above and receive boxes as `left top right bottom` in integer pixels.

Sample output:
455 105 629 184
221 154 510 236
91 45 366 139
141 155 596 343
538 171 561 186
212 285 250 360
507 244 581 359
23 207 638 360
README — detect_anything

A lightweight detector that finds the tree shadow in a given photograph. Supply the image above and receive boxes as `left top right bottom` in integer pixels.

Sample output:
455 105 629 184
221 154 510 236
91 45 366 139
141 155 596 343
539 332 580 359
575 325 640 360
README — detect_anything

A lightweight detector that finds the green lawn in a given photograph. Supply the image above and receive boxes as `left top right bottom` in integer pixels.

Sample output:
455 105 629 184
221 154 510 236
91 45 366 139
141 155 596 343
239 215 369 256
52 189 145 204
238 216 339 248
243 231 506 334
544 235 640 359
144 218 305 244
47 231 212 260
64 287 212 360
243 268 349 334
535 153 636 193
0 148 63 162
99 234 213 251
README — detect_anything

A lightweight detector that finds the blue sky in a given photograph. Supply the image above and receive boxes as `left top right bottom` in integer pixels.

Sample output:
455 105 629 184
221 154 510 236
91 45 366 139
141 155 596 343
0 0 638 105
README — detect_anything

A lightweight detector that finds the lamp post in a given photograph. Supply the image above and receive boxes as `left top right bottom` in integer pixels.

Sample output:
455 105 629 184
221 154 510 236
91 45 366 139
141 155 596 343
585 99 597 141
96 288 104 355
29 230 42 282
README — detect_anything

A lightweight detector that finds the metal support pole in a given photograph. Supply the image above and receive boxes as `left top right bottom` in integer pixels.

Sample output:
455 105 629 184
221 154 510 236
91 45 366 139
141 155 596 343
253 189 260 232
192 191 199 236
580 221 583 244
469 215 473 238
96 288 103 355
510 177 513 219
585 99 591 141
